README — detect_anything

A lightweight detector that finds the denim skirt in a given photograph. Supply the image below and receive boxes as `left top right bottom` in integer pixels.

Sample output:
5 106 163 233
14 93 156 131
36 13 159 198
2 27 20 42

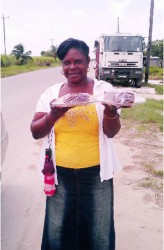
41 165 115 250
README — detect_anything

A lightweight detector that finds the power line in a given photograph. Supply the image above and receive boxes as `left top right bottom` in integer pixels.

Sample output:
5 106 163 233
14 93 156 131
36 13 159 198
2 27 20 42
6 16 50 40
9 18 33 33
120 0 135 23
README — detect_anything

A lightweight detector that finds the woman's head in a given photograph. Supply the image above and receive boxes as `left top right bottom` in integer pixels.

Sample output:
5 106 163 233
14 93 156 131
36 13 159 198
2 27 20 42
56 38 89 61
57 38 90 84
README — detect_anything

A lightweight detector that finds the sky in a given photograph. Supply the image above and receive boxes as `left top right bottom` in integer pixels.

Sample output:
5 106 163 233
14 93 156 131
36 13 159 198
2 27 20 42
1 0 163 58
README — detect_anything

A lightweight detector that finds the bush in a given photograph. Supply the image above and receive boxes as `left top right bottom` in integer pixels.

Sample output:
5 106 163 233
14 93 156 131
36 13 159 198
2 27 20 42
1 54 16 67
1 55 61 77
33 56 56 66
149 66 163 77
1 54 58 68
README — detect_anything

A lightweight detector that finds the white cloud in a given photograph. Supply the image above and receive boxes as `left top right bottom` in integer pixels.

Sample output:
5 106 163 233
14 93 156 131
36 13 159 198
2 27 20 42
155 0 164 11
106 0 133 18
70 8 86 17
1 0 163 56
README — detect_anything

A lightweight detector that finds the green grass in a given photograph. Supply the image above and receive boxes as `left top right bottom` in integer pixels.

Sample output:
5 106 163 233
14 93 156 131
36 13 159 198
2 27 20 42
1 57 61 77
145 164 163 177
121 99 163 132
154 84 163 95
1 64 46 77
142 82 163 95
148 66 163 79
1 61 61 77
140 178 163 191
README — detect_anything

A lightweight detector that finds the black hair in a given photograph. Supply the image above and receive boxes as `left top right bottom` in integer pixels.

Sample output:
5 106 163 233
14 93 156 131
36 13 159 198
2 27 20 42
56 38 89 61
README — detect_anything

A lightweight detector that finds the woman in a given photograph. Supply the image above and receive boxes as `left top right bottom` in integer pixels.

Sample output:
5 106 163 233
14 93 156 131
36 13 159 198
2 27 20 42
30 38 122 250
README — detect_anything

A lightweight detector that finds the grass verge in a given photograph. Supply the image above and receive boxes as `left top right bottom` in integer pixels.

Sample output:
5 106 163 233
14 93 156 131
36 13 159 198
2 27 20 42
121 99 163 132
1 61 61 77
145 164 163 177
142 82 163 95
140 177 163 191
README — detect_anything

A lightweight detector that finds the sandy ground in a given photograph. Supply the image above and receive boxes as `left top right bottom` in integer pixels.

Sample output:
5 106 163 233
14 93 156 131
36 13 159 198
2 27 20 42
113 85 163 250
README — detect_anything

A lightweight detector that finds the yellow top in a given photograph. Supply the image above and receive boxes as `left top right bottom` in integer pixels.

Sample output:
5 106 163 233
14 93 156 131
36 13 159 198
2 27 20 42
54 104 100 168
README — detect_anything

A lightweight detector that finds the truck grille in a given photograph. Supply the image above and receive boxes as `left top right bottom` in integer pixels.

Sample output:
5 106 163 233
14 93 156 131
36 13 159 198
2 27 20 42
109 62 138 67
113 68 136 77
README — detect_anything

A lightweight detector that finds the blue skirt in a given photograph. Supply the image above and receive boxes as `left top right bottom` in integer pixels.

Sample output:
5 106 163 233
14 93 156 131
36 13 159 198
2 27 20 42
41 165 115 250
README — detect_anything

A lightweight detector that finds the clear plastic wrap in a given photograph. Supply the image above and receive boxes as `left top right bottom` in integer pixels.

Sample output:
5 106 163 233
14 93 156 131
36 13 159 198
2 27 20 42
51 90 145 108
95 90 145 108
100 91 135 108
51 93 95 107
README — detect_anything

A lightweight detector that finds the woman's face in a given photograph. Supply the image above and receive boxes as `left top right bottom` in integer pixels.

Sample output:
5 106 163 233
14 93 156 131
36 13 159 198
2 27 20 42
62 48 90 84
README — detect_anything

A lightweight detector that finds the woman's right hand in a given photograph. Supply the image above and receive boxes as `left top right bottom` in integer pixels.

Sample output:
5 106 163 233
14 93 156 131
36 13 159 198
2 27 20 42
50 99 70 119
30 99 71 140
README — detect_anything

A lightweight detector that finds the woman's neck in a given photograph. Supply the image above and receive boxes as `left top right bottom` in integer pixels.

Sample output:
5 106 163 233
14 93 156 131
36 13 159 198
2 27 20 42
59 78 94 97
67 77 89 88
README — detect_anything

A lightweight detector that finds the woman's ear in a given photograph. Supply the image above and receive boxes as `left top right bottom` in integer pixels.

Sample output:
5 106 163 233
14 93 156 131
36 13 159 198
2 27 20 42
87 56 90 65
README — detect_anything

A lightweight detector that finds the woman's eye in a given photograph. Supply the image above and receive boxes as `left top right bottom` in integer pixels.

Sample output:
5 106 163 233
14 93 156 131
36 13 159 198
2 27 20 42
75 60 82 64
62 60 83 66
63 61 70 66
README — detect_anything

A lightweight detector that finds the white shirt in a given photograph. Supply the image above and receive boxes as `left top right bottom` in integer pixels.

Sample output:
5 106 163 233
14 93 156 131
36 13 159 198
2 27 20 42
36 79 122 184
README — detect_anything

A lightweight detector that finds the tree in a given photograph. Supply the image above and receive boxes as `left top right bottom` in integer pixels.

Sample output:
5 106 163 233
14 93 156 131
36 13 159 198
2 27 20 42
150 40 163 59
41 51 46 56
50 45 57 59
11 44 32 65
40 45 58 60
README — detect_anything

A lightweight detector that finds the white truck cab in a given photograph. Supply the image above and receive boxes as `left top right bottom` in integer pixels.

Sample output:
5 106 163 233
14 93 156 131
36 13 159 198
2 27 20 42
95 34 144 88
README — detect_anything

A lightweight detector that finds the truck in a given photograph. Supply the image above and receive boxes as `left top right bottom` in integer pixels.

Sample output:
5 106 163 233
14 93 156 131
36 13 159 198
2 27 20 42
94 34 144 88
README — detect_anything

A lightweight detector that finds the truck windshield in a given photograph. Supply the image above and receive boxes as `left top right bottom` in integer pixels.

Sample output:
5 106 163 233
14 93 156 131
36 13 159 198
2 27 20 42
104 36 143 52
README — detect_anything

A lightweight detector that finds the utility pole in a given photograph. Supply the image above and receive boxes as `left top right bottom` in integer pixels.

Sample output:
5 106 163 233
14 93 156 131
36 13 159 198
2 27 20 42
145 0 154 83
50 38 55 47
2 14 9 54
117 17 120 34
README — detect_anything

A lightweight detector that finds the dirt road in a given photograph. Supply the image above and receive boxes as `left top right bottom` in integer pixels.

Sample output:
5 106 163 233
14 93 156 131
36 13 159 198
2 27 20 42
113 86 163 250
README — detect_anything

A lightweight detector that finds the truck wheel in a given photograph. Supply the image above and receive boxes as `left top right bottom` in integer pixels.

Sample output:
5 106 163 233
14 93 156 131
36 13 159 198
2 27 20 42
135 80 141 88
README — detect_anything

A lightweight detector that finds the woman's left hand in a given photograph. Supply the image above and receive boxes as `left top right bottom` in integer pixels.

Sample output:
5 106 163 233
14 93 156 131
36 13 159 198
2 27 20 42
103 103 118 118
102 103 121 138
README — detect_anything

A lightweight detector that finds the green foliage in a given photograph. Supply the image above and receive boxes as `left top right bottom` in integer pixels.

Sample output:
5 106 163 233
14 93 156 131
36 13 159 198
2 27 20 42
150 40 163 59
1 65 38 76
1 56 61 77
154 85 163 95
33 56 57 66
41 45 58 59
1 54 17 67
144 66 163 80
144 40 163 60
149 66 163 76
11 43 33 65
121 99 163 132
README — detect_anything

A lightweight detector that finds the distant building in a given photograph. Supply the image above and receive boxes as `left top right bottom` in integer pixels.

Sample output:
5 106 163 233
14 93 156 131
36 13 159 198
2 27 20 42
150 56 161 67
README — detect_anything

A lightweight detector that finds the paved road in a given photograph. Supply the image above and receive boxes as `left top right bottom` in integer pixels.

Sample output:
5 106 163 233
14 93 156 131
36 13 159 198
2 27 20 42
1 64 95 250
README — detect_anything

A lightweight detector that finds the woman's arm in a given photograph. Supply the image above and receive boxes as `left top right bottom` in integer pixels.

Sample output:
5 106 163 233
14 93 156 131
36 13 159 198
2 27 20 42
30 105 70 139
103 104 121 138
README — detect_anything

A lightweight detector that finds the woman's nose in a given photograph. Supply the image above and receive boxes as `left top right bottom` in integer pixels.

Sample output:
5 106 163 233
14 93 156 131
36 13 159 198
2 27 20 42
69 62 76 69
